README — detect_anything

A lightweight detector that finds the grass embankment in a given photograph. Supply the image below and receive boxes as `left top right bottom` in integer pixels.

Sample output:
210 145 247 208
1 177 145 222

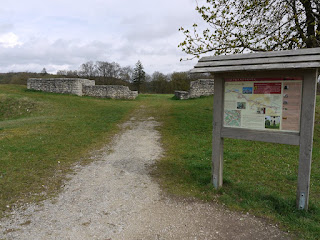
144 94 320 240
0 85 139 217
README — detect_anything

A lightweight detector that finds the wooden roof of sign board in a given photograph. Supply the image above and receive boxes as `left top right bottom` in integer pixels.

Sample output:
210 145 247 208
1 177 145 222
191 48 320 73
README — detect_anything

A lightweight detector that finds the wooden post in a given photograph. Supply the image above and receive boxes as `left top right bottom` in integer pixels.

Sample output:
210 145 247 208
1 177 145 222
212 74 224 189
296 69 318 210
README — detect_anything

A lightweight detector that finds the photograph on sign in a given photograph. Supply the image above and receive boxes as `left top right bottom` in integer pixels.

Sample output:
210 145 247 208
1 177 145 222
223 78 302 132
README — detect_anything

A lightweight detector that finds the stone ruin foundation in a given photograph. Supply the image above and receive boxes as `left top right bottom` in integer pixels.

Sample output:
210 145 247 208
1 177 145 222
27 78 138 100
83 85 138 100
174 79 214 100
174 91 189 100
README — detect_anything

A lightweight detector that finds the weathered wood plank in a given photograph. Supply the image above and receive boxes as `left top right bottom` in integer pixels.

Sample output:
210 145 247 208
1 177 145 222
199 48 320 62
296 69 318 210
221 128 300 145
195 55 320 68
191 62 320 73
212 74 224 189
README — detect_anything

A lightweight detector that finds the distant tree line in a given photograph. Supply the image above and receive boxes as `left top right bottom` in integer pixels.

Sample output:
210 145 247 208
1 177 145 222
57 61 133 86
0 68 55 85
57 60 212 93
0 61 212 94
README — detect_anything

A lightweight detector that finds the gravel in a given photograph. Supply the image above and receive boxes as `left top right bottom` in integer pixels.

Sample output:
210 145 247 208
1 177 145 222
0 115 291 240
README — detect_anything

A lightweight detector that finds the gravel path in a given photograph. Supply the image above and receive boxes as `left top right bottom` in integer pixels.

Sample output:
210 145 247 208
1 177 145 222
0 115 291 240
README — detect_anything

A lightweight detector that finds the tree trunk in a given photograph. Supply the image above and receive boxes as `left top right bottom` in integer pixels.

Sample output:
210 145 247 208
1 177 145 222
300 0 317 47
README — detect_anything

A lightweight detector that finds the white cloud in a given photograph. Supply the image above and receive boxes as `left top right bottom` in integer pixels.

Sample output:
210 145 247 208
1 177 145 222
0 34 197 74
0 0 205 74
0 32 22 48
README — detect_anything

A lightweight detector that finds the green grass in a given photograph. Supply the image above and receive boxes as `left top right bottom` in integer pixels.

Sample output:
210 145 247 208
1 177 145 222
1 86 320 239
0 85 139 216
0 94 39 121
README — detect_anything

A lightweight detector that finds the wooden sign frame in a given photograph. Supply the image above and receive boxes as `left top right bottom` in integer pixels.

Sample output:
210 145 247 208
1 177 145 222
192 48 320 210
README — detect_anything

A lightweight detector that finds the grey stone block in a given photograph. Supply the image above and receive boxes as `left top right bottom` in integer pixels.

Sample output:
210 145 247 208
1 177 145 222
174 79 214 100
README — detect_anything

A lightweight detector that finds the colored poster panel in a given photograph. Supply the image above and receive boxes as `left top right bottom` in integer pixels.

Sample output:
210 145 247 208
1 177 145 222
282 82 302 131
254 82 282 94
224 78 302 132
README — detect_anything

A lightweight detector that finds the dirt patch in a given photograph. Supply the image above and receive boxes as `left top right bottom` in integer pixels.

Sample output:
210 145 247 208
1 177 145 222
0 114 291 239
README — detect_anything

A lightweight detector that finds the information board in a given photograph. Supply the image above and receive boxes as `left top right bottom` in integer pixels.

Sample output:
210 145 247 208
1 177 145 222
223 78 302 132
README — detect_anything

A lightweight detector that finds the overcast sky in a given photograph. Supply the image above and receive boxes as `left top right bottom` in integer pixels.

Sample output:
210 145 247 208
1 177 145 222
0 0 207 75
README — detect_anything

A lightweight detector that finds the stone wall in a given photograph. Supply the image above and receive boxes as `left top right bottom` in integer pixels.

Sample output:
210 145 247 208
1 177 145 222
174 91 189 100
189 79 214 98
83 85 138 100
27 78 138 99
27 78 95 96
174 79 214 100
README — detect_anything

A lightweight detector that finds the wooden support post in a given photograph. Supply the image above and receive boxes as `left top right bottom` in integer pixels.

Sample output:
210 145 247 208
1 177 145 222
296 69 318 210
212 75 224 189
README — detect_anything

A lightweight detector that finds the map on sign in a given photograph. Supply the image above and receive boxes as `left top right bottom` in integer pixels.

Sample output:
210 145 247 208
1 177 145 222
223 78 302 132
224 110 241 127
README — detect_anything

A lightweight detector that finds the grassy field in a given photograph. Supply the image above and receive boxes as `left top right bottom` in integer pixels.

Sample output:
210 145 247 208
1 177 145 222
0 85 139 216
1 86 320 239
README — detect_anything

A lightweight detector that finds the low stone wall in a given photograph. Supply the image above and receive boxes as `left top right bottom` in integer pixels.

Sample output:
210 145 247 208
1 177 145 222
83 85 138 100
27 78 95 96
174 79 214 100
174 91 189 100
189 79 214 98
27 78 138 99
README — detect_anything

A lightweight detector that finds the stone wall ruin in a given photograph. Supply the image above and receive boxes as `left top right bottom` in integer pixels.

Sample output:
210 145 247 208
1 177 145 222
174 91 189 100
174 79 214 100
27 78 95 96
83 85 138 100
27 78 138 99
